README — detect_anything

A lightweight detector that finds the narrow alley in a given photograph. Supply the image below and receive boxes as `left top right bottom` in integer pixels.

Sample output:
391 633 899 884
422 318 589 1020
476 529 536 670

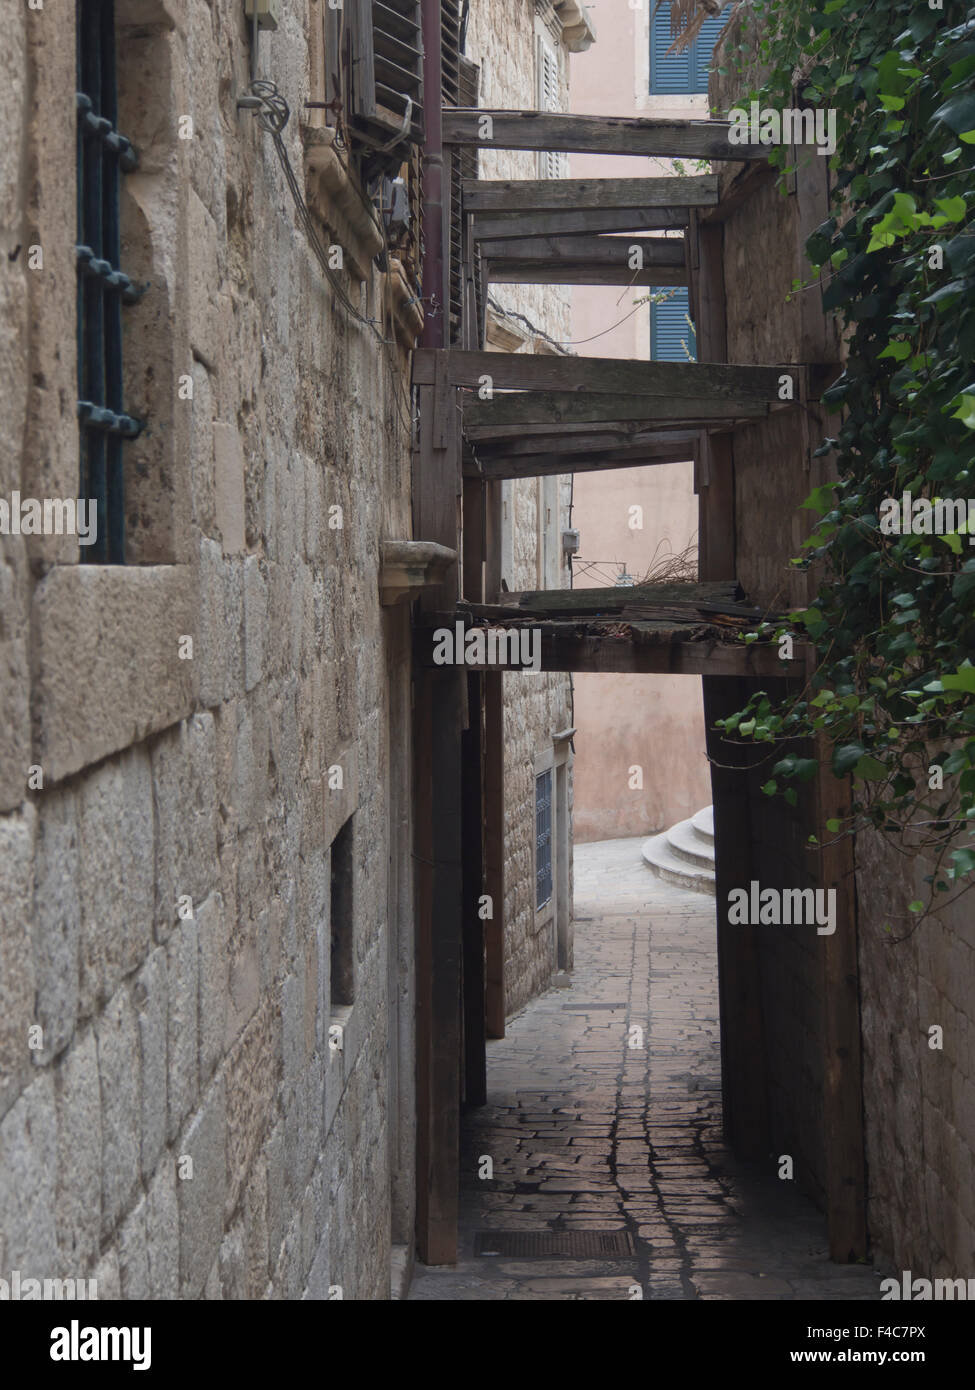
410 840 881 1301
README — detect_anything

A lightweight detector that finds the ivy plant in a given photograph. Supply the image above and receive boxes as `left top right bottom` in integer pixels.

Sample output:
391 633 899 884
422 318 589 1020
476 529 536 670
715 2 975 907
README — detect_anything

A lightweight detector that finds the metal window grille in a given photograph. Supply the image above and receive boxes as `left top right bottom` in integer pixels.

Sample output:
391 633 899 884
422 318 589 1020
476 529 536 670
76 0 141 563
649 2 726 96
535 769 553 911
650 287 697 361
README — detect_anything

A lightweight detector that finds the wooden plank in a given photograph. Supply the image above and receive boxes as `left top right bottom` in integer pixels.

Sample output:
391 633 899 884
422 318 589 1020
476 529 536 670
485 261 685 288
483 671 505 1038
505 580 741 612
466 446 696 479
417 629 806 677
463 175 717 212
464 393 767 431
471 427 699 460
415 349 789 401
480 235 686 267
467 416 704 443
473 207 691 240
442 109 768 160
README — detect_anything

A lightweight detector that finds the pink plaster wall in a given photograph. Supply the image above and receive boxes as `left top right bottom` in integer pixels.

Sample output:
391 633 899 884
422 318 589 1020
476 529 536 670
567 3 712 842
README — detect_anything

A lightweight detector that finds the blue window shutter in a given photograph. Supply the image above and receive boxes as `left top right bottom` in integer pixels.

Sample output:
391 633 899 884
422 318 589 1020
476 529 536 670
650 4 691 94
691 10 727 92
651 288 697 362
650 3 726 96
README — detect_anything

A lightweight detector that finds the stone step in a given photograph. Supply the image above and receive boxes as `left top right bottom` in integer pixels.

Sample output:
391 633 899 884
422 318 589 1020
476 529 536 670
667 814 715 871
691 805 714 842
641 825 716 896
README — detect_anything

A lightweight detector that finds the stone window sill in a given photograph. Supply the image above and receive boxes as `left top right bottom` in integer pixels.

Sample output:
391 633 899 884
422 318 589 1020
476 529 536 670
301 126 385 282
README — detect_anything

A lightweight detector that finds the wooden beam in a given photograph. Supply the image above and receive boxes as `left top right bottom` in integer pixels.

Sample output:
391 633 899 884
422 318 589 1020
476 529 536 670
472 427 698 459
483 231 687 288
485 261 686 288
464 392 767 431
481 235 685 267
442 109 768 160
417 628 805 677
483 672 505 1038
463 175 717 212
415 349 790 402
473 207 690 240
466 441 699 480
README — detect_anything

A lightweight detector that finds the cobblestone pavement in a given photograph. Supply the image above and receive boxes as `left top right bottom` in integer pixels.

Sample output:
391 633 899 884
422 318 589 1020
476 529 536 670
408 838 882 1301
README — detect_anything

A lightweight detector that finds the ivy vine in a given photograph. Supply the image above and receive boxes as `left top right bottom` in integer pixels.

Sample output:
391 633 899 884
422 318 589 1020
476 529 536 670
715 1 975 910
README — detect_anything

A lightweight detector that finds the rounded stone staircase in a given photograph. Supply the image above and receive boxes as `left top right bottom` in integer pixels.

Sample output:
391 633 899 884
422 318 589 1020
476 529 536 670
642 805 715 895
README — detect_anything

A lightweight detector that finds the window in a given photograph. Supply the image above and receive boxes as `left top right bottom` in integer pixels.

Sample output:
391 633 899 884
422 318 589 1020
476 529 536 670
651 287 697 361
345 0 425 161
649 2 726 96
330 816 355 1006
536 30 567 179
535 770 553 911
76 0 142 563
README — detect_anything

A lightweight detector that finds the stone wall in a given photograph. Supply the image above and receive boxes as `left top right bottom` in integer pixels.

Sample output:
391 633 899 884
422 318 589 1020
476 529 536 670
0 0 417 1300
714 1 975 1278
468 0 575 1017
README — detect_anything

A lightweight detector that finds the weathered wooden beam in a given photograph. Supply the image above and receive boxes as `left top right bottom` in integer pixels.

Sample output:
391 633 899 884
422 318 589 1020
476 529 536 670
473 207 690 240
415 349 790 402
417 629 804 677
442 109 768 160
463 176 717 213
472 426 699 460
485 261 686 288
464 393 766 430
481 235 685 267
465 442 698 480
483 230 687 287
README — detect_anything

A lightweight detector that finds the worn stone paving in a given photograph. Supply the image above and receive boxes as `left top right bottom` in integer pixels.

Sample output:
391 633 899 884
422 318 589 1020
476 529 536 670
408 838 882 1301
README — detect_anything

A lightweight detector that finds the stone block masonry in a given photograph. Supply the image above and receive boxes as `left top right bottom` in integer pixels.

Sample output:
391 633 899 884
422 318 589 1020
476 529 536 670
0 0 416 1299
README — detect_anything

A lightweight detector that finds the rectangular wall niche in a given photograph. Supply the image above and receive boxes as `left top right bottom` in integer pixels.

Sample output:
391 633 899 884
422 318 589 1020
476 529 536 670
536 769 554 911
330 815 355 1005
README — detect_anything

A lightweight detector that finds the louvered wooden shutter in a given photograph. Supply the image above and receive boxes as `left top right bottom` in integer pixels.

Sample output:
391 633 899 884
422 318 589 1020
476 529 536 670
443 0 463 342
536 34 566 180
349 0 425 153
458 55 485 348
649 2 726 95
650 288 697 361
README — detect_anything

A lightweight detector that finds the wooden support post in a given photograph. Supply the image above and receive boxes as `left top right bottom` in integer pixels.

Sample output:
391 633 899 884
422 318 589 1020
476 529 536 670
412 371 464 1263
483 670 505 1038
462 670 487 1107
814 738 867 1261
704 677 770 1159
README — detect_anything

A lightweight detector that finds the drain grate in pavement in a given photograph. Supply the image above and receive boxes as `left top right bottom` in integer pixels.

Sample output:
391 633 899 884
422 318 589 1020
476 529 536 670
560 1002 627 1011
474 1230 635 1258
